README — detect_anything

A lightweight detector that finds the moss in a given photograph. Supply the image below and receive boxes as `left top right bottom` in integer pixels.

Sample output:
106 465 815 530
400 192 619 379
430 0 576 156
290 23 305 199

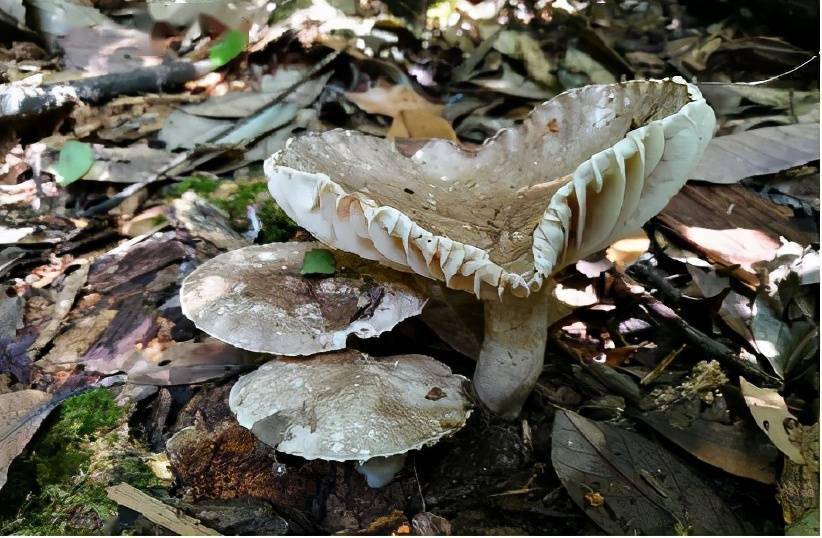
0 389 165 535
108 457 164 492
256 198 298 243
167 177 297 242
50 389 124 440
29 389 123 487
3 482 117 536
165 176 220 198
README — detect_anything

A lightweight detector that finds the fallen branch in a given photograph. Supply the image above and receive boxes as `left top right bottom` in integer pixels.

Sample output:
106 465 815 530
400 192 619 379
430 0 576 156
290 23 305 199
79 51 340 217
608 273 780 386
106 483 221 536
0 60 214 121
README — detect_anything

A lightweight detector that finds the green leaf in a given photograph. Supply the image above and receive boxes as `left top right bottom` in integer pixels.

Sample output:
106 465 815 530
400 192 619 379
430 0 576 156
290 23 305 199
300 249 336 275
210 29 247 68
54 141 94 186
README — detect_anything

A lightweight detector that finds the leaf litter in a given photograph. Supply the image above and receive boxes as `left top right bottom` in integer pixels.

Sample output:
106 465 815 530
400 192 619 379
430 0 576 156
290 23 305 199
0 0 818 535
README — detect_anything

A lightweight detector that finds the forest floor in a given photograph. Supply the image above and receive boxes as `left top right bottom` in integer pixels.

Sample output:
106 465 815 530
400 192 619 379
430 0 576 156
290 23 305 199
0 0 819 535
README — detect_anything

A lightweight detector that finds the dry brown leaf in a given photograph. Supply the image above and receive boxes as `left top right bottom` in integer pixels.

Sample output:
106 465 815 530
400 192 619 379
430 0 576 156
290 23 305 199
388 110 458 141
345 85 443 118
605 230 650 272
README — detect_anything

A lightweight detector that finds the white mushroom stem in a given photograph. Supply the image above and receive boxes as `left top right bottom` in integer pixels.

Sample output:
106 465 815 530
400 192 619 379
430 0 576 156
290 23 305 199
474 281 570 419
355 454 407 488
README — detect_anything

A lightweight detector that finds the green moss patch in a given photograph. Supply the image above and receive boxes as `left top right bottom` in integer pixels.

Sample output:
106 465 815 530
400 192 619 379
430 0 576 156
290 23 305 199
0 389 166 535
167 176 297 243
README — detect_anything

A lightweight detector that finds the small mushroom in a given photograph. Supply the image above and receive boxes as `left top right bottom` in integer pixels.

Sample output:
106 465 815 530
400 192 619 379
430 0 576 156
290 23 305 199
228 350 472 487
266 78 715 417
180 242 426 355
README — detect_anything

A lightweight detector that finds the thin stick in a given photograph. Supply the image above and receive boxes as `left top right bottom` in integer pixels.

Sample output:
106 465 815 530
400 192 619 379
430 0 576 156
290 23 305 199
413 455 426 513
698 55 818 86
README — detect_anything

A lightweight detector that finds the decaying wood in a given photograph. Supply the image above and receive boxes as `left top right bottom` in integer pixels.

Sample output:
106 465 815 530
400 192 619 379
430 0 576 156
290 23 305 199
106 483 221 536
657 183 816 284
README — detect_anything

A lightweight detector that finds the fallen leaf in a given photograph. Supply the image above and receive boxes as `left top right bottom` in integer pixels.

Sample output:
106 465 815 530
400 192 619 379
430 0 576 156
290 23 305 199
346 84 443 118
637 400 779 484
210 29 248 68
300 248 336 275
493 31 556 87
116 338 259 385
54 140 94 186
685 264 729 298
562 47 617 85
605 230 650 272
551 409 743 535
26 0 108 37
691 123 820 184
50 144 182 184
470 62 554 99
0 0 25 28
750 293 815 377
60 23 159 75
181 68 307 119
739 378 804 464
245 108 316 162
700 85 819 117
388 110 458 141
158 111 232 151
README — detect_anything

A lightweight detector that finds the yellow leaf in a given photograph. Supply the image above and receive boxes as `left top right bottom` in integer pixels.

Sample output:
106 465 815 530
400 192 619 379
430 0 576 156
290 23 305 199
345 85 443 119
397 110 458 141
606 230 650 272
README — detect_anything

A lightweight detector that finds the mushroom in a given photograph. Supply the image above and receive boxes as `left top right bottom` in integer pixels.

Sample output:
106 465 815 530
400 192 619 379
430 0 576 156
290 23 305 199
180 242 426 355
228 350 472 487
265 78 715 418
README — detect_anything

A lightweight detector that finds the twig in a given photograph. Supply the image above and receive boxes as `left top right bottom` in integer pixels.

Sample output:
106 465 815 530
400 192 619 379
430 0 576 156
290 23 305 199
412 455 426 513
640 344 685 385
628 258 682 304
0 60 214 120
609 274 780 386
697 55 818 86
106 483 221 536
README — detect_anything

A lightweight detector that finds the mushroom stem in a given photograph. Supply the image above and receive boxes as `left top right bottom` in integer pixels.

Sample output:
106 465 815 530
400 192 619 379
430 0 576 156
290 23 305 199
474 282 561 419
355 454 407 488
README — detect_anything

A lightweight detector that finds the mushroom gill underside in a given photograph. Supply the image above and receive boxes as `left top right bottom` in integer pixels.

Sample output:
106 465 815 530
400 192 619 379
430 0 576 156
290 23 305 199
266 78 715 299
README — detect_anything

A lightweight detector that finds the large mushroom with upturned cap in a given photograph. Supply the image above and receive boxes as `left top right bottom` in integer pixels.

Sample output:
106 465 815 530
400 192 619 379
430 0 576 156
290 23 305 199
265 78 715 418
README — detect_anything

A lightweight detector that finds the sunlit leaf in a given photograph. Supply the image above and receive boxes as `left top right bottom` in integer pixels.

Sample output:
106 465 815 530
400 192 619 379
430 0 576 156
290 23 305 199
210 29 247 68
300 248 336 275
54 140 94 186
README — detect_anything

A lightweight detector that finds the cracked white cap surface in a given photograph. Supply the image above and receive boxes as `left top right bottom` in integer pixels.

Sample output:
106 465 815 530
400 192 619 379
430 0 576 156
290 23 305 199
180 242 426 356
228 350 473 461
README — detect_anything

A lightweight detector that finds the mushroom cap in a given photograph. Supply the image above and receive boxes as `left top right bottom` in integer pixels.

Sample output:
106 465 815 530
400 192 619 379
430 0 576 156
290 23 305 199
266 78 715 298
180 242 426 356
228 350 472 461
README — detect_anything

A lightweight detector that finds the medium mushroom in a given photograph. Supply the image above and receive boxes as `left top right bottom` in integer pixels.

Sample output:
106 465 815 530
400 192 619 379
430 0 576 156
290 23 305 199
228 350 472 487
180 241 426 355
265 78 715 418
